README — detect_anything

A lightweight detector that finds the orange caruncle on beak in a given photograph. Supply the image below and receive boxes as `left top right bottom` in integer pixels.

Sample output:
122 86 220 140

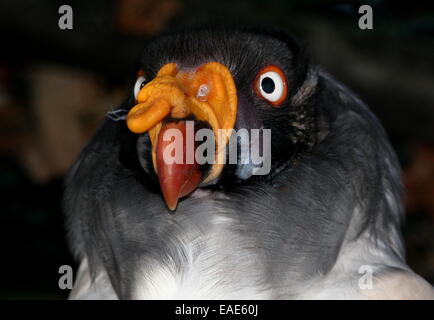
126 62 237 210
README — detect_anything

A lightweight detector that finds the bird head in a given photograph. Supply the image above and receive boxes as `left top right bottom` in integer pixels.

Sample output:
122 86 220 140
125 27 322 211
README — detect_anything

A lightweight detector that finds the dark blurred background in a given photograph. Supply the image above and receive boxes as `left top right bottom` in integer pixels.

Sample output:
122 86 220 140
0 0 433 299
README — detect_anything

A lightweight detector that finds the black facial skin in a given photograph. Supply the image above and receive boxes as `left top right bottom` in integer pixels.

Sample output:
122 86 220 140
64 26 404 299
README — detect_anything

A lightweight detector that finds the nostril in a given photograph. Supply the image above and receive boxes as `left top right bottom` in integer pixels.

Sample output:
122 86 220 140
196 84 210 101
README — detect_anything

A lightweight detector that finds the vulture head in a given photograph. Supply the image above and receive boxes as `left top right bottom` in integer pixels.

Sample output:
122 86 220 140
64 27 434 299
122 28 322 211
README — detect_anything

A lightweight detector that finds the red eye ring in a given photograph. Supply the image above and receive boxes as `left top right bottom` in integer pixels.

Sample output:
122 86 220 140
253 65 288 107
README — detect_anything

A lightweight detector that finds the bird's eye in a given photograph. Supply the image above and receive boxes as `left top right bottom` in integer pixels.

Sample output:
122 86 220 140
134 75 147 100
254 65 287 106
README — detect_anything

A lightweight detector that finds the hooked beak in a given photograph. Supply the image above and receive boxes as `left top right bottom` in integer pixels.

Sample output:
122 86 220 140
126 62 237 210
